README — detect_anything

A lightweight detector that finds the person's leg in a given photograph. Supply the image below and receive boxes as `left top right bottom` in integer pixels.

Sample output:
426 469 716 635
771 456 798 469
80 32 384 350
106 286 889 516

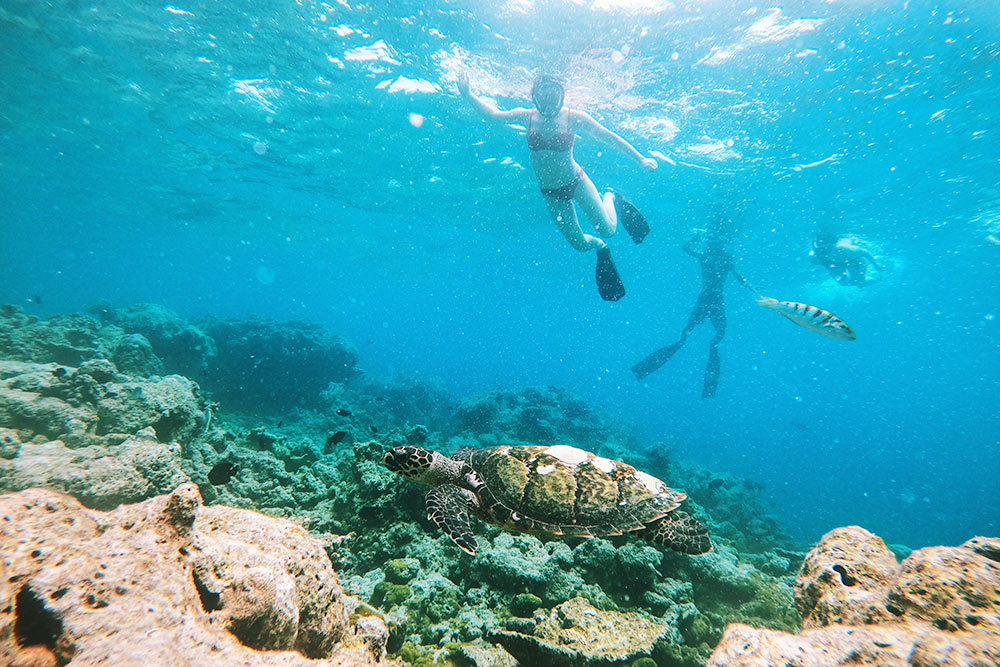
574 171 617 238
543 194 624 300
543 196 604 252
702 305 727 398
631 301 704 380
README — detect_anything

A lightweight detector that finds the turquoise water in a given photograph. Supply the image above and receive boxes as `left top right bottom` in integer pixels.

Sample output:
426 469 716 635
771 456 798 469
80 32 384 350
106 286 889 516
2 0 997 549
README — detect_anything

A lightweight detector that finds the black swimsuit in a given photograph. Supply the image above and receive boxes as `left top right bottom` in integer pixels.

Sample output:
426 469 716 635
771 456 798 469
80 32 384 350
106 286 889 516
539 166 584 201
528 114 581 201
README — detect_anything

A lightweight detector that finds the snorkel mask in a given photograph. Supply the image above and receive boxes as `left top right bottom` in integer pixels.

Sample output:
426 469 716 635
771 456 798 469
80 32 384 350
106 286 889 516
531 75 565 118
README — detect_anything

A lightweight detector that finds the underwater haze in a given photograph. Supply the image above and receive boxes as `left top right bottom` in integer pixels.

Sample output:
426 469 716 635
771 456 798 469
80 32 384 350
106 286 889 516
2 0 998 550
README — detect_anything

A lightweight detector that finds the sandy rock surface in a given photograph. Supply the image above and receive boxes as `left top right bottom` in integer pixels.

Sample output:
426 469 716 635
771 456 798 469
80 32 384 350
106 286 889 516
0 485 398 666
707 525 1000 666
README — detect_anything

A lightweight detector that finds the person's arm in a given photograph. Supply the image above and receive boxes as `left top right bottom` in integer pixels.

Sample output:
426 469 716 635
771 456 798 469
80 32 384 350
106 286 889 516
572 110 657 171
457 73 531 125
731 268 752 290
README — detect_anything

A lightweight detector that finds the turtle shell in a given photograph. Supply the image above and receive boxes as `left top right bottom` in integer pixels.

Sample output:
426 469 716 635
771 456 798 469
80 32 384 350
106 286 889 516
453 445 686 538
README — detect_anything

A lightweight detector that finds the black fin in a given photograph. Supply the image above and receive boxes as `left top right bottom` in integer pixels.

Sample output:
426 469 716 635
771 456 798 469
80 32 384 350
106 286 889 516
614 193 650 244
631 341 684 380
425 484 477 554
595 246 625 301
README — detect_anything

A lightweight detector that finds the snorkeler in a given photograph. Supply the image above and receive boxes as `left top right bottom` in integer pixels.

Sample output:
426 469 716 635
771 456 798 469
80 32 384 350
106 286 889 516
631 218 750 398
458 72 658 301
810 232 882 287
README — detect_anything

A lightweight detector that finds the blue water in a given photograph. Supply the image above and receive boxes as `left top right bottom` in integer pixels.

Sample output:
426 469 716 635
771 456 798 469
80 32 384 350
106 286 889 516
2 0 997 549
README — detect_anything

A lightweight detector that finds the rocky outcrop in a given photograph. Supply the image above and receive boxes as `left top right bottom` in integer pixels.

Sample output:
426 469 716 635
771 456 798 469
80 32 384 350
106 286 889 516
488 596 670 666
0 304 164 376
707 527 1000 666
0 485 398 666
199 316 358 412
0 359 210 509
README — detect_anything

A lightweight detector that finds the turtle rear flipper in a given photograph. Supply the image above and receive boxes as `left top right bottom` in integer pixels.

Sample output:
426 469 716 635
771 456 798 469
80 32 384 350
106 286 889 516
638 511 711 555
426 484 478 554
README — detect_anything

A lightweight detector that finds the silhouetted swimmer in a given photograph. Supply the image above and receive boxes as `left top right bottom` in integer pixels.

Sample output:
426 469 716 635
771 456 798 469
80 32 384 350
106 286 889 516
631 218 750 398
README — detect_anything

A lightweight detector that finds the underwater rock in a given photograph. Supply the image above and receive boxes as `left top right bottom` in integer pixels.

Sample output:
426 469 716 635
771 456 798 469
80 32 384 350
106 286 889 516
90 301 216 378
707 526 1000 666
489 596 669 666
452 385 611 447
199 316 358 412
1 432 188 510
795 525 900 627
0 359 207 447
0 305 168 377
0 359 213 509
0 485 398 666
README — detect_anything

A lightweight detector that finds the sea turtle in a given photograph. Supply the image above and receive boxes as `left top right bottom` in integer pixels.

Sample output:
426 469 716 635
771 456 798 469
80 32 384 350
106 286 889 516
382 444 711 555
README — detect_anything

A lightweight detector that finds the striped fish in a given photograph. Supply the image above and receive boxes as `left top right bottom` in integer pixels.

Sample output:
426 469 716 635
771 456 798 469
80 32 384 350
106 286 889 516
756 296 856 340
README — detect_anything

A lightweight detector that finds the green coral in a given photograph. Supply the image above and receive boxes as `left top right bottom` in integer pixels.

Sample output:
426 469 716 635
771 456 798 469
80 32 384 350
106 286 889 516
652 640 708 667
371 581 411 608
509 593 543 617
386 557 421 583
631 658 659 667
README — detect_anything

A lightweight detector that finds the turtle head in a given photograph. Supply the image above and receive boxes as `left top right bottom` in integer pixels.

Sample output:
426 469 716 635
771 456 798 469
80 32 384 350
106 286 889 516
382 446 438 484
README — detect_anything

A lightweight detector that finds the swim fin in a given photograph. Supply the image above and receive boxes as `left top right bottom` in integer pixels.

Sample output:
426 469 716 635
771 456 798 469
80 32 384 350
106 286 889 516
631 340 684 380
613 193 650 245
595 246 625 301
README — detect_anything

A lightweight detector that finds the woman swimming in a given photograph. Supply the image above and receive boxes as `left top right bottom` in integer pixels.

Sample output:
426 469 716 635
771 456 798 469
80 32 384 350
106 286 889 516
458 72 657 301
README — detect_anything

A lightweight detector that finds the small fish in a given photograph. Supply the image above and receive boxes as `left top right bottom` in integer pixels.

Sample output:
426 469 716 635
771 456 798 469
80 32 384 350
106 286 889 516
208 461 239 485
708 478 725 489
276 420 284 428
31 295 42 304
336 408 352 417
369 425 378 434
325 431 347 448
375 396 385 402
756 296 856 340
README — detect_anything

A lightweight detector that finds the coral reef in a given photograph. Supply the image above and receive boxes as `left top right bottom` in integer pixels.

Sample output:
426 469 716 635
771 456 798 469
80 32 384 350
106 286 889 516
489 596 671 666
94 302 364 413
89 300 216 377
0 358 210 509
707 527 1000 666
450 385 615 447
198 316 359 412
0 485 397 666
0 304 163 376
0 303 819 666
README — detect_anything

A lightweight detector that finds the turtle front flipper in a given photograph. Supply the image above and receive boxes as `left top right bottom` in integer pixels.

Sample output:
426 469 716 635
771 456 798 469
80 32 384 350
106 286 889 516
638 510 711 555
426 484 478 555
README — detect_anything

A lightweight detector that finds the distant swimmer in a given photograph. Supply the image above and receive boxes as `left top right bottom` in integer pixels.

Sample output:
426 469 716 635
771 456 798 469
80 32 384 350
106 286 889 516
458 72 657 301
810 232 882 287
631 217 751 398
755 296 856 340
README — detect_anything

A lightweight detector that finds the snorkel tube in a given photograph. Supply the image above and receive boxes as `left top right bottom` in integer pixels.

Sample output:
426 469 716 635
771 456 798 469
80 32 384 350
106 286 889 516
531 75 565 118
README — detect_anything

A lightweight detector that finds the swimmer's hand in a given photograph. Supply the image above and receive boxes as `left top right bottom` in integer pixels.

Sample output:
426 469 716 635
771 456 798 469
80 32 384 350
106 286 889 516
457 72 471 97
639 156 658 171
